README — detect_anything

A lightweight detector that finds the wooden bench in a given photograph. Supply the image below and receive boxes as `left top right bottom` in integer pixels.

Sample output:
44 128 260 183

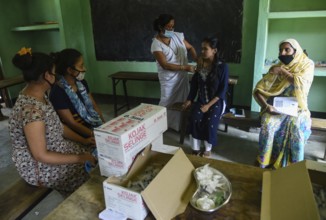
109 71 238 116
0 179 52 220
168 103 326 160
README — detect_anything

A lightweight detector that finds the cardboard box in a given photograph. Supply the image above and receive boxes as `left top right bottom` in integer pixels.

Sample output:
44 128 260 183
94 104 167 176
103 146 196 220
261 160 326 220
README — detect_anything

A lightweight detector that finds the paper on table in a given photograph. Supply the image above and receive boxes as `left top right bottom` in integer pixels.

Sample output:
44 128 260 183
230 108 245 117
273 97 298 117
98 208 127 220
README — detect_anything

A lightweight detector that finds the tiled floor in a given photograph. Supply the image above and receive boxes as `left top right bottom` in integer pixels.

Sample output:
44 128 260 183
0 96 325 219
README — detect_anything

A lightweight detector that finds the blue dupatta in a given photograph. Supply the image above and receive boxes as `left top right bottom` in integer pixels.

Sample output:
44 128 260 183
59 78 102 128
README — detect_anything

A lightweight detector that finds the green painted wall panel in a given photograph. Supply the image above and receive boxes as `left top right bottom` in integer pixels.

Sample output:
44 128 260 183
1 0 325 112
80 0 260 106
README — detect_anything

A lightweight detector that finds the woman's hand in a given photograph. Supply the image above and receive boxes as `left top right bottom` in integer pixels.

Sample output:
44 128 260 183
269 66 283 75
81 153 97 166
265 104 280 115
184 65 196 73
83 136 96 147
200 104 209 113
182 100 192 110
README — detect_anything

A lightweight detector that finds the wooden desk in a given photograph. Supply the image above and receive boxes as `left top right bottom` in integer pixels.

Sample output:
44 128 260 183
0 75 24 89
109 71 239 116
45 156 263 220
0 75 25 120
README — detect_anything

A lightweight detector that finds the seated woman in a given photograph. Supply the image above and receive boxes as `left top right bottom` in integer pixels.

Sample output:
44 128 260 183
50 49 104 138
183 36 229 157
253 39 314 169
9 47 97 195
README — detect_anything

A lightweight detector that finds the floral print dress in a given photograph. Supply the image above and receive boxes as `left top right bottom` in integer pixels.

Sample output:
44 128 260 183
9 94 89 194
258 85 312 169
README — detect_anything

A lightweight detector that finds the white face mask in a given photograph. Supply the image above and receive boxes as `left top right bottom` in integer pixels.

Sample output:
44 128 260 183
163 30 174 38
76 72 85 81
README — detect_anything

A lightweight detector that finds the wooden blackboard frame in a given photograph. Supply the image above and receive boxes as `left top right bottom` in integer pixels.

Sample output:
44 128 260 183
90 0 243 63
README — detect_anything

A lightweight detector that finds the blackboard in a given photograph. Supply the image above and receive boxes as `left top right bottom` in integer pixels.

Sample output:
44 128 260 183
90 0 243 63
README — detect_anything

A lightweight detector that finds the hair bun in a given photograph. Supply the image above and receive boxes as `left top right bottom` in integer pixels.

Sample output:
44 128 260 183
12 47 33 71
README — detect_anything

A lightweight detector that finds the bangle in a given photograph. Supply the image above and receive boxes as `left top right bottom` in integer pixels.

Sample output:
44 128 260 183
180 65 184 71
263 104 269 112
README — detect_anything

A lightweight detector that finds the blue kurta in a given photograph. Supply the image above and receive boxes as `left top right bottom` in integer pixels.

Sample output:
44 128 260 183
187 62 229 146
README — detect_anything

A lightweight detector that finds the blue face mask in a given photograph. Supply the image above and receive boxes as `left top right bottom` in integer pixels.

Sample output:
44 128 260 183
163 30 174 38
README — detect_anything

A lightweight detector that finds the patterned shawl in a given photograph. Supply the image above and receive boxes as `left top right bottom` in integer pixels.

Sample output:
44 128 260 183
59 78 102 128
254 39 314 111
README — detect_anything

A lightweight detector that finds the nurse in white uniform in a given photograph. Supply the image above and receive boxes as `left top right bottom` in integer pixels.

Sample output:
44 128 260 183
151 14 197 131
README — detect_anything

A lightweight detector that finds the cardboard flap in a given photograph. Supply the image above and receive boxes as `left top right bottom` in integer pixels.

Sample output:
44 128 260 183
261 161 319 220
141 149 196 220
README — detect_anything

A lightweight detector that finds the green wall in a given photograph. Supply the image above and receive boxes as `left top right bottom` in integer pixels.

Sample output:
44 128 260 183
1 0 325 112
251 0 326 112
79 0 260 107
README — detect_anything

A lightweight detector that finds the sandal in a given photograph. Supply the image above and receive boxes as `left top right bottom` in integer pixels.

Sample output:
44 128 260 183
202 151 211 158
191 150 201 156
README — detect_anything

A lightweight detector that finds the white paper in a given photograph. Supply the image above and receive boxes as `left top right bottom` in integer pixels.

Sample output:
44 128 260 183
99 208 127 220
273 97 298 117
230 108 245 117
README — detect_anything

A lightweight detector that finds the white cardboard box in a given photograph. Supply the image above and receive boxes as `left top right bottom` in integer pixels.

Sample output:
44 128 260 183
261 160 326 220
94 104 167 177
103 146 196 220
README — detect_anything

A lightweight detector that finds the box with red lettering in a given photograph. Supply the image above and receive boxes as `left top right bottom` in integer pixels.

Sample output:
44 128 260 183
94 104 167 177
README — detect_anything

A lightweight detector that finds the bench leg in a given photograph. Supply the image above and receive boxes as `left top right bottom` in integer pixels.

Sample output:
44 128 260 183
179 111 189 144
0 104 7 121
224 124 228 132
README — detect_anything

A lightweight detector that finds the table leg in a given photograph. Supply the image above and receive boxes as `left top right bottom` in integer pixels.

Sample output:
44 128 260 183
112 78 118 117
228 84 234 108
122 80 130 110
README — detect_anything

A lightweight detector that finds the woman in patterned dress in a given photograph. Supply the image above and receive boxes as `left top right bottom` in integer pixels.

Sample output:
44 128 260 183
9 48 97 195
183 36 229 157
253 39 314 169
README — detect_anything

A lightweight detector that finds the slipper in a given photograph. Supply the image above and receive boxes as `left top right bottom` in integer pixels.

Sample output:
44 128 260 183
191 150 201 156
202 151 211 158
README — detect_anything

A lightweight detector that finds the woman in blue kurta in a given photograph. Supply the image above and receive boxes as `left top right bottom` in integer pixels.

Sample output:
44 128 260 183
50 49 104 139
183 37 229 157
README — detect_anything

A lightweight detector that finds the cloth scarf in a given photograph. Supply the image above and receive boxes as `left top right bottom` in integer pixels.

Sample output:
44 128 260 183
254 39 314 111
59 78 102 128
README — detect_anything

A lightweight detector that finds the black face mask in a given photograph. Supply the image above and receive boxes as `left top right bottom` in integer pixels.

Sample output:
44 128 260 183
43 75 56 88
278 55 294 65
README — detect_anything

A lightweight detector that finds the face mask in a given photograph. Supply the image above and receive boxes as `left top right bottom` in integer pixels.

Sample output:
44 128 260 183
278 55 294 65
76 72 85 81
163 30 174 38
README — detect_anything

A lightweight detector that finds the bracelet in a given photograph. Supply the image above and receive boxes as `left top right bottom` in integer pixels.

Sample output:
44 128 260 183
180 65 184 71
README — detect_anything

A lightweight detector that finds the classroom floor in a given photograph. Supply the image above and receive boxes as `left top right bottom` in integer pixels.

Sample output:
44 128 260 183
0 95 325 219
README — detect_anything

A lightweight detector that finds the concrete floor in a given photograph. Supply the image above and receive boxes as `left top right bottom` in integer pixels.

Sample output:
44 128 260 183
0 97 325 219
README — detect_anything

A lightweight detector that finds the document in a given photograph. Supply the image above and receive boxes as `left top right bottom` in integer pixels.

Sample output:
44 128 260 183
273 97 298 117
230 108 245 117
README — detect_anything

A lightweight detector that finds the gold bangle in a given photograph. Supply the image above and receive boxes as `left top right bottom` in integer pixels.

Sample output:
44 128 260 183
263 104 269 112
180 65 184 71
